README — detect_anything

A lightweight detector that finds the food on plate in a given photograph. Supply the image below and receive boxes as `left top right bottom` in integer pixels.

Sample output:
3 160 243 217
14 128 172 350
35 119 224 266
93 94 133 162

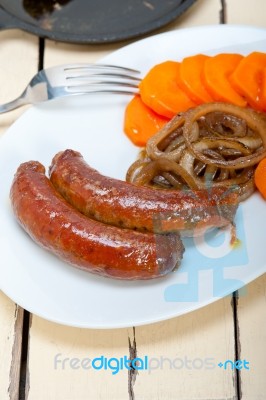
202 53 246 107
50 149 238 237
124 52 266 147
124 95 169 146
179 54 213 104
11 47 266 280
139 60 196 119
127 103 266 202
10 161 184 280
255 158 266 199
230 52 266 111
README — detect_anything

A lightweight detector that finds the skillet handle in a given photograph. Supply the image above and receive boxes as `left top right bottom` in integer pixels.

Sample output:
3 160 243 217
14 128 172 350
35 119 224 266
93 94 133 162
0 7 18 30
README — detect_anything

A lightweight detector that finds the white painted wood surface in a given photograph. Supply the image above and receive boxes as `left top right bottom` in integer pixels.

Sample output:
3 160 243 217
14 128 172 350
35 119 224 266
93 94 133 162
0 1 266 399
225 1 266 398
237 275 266 400
27 318 132 400
27 297 236 400
227 0 266 27
0 31 38 136
0 293 23 400
0 31 38 400
133 298 236 400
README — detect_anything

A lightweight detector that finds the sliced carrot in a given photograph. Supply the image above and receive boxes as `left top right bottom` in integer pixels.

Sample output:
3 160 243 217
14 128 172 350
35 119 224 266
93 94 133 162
230 52 266 110
255 158 266 200
124 95 169 147
179 54 213 104
139 60 196 119
203 53 247 107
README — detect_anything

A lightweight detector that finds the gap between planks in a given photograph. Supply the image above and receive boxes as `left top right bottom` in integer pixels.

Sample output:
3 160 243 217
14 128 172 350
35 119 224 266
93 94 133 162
220 0 227 24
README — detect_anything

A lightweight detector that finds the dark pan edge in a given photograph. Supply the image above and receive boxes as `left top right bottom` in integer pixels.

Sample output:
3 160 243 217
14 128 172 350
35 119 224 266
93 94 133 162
0 0 198 44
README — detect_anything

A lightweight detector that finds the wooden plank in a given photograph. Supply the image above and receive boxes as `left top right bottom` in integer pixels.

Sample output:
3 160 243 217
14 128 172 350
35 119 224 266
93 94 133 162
0 29 39 400
227 0 266 26
235 275 266 400
132 298 236 400
26 300 236 400
44 40 122 68
225 3 266 399
170 0 220 29
0 292 23 400
0 30 39 136
27 317 132 400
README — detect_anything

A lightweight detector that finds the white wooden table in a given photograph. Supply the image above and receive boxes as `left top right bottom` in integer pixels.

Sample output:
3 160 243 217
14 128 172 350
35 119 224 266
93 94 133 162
1 1 266 399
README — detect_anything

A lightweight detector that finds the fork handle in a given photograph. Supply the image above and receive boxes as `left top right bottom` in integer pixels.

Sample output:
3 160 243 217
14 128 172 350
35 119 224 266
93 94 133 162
0 96 28 114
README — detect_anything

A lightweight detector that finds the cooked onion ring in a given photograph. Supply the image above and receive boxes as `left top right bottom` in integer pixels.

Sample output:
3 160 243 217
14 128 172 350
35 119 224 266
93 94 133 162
126 102 265 202
147 115 199 161
179 150 254 189
182 103 266 168
131 158 199 190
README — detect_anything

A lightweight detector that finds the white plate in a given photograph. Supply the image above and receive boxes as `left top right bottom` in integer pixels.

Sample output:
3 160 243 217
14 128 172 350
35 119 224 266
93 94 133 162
1 25 266 329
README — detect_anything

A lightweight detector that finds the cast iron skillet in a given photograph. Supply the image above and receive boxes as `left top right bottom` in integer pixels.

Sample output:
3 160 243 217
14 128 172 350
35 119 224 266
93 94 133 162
0 0 197 44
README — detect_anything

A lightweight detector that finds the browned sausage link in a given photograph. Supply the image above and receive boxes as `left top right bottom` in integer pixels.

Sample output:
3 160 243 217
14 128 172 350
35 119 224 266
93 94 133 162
49 150 238 236
10 161 184 280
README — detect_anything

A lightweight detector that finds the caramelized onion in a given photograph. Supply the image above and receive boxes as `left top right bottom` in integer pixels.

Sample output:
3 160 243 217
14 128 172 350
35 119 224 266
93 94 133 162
182 103 266 168
126 102 266 202
132 158 199 190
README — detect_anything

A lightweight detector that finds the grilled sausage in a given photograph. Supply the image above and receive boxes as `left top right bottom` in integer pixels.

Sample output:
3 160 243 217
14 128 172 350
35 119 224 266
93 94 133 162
49 149 238 236
10 161 184 280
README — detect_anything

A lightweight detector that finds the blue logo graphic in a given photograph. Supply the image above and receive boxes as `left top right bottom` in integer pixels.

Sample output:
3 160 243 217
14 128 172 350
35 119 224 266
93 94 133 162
163 205 248 302
218 359 250 370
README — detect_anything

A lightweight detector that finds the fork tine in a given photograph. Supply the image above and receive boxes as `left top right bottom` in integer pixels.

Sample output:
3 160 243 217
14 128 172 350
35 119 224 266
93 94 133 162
64 65 141 91
66 89 139 96
67 81 139 89
63 64 140 74
66 72 141 82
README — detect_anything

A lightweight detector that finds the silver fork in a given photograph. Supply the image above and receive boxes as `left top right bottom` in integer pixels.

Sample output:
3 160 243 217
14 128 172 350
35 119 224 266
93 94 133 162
0 64 141 113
